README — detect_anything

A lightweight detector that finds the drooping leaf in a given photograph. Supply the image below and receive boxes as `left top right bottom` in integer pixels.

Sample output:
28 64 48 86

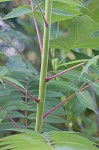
0 122 25 131
0 88 12 96
2 76 26 90
3 5 32 20
0 131 98 150
76 90 96 113
0 66 8 77
89 65 99 76
80 55 99 77
91 82 99 95
0 79 5 88
50 15 99 51
0 110 7 122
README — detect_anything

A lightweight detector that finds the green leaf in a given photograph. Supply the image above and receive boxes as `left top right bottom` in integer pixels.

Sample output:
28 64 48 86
89 66 99 75
80 55 99 77
91 82 99 95
2 76 26 90
0 131 98 150
0 66 8 77
2 128 35 134
49 80 78 91
0 79 5 88
0 122 25 131
3 2 81 23
0 110 7 121
72 51 91 60
50 15 99 51
58 70 93 83
46 90 63 98
3 102 32 111
44 115 66 123
84 0 99 22
35 2 81 24
3 5 32 20
58 59 88 68
76 91 96 113
53 0 82 7
0 88 11 96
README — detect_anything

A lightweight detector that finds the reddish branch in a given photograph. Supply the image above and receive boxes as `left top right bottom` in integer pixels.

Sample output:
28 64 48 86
3 79 39 103
29 0 43 54
35 0 48 28
7 115 20 128
0 107 19 128
45 62 84 82
43 80 99 119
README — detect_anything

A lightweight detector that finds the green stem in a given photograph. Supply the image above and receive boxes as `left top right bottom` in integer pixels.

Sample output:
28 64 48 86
35 0 52 133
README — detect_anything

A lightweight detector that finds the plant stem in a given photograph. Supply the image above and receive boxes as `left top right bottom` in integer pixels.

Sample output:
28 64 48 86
35 0 52 133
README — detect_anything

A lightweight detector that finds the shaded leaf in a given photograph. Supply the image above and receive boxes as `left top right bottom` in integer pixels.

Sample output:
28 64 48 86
76 91 96 113
44 115 66 123
0 66 8 77
91 82 99 95
49 80 78 92
0 88 11 96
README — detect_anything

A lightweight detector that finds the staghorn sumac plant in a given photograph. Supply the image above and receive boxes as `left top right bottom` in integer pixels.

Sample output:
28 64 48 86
0 0 99 149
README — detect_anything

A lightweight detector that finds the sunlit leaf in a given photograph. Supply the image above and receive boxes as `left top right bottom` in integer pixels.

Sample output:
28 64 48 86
0 131 98 150
53 0 82 7
50 15 99 51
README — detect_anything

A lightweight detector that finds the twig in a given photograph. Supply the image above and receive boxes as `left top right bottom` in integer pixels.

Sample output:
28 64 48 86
35 0 48 28
3 79 39 103
7 115 20 128
0 106 19 128
45 62 84 82
29 0 43 54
